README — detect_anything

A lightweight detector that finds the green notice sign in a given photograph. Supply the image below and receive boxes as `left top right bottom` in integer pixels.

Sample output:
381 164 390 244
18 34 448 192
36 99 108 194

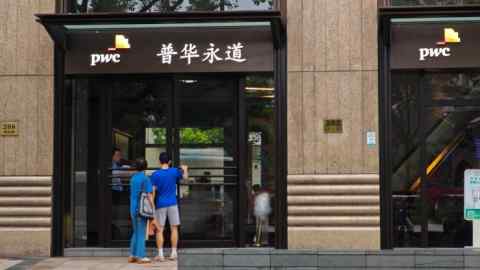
465 170 480 220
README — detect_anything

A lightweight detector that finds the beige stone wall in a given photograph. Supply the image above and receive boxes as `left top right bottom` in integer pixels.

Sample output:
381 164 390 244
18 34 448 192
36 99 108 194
286 0 380 249
0 0 55 257
0 0 54 176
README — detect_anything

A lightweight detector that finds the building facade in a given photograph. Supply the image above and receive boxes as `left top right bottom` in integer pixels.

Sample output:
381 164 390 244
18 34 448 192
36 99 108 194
0 0 55 257
2 0 480 258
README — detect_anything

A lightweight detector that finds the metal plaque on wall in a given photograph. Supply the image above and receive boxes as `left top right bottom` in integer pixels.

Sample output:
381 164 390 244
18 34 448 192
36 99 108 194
0 121 18 136
65 27 274 74
324 119 343 134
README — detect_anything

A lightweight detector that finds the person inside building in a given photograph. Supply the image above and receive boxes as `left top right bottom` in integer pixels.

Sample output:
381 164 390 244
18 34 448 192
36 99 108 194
111 148 124 193
151 152 188 262
128 159 154 264
253 185 272 246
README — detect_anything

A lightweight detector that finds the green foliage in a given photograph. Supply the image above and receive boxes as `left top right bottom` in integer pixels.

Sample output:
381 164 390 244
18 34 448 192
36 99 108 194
180 128 224 144
150 127 224 145
151 128 167 144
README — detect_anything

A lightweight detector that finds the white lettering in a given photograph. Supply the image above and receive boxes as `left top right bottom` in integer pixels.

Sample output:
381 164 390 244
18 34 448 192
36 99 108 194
431 48 440 57
90 53 121 66
91 54 101 66
419 48 429 61
442 47 451 56
419 47 452 61
100 54 110 63
225 42 247 63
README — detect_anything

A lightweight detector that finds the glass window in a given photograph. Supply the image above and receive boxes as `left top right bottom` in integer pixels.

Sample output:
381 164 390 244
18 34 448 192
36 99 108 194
388 0 480 6
391 72 423 247
424 72 480 101
244 74 276 247
390 71 477 247
424 107 475 247
71 0 275 13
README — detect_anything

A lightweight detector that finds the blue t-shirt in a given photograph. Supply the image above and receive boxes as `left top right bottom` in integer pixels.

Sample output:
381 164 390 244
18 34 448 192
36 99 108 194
151 168 182 208
129 172 153 217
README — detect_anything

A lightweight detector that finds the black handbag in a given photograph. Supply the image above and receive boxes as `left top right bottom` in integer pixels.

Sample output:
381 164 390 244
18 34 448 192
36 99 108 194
138 179 154 218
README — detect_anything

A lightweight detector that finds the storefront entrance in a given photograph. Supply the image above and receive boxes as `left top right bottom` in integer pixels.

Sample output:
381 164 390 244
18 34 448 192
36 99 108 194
67 75 251 247
63 71 281 250
36 11 286 255
379 10 480 248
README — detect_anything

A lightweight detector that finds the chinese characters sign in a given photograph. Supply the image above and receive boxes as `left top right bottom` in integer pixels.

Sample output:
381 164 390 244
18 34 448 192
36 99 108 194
156 42 247 65
66 27 273 74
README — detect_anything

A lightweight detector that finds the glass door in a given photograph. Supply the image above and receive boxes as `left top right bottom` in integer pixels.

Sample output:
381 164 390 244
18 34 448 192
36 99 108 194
107 77 174 245
69 75 242 247
174 77 239 246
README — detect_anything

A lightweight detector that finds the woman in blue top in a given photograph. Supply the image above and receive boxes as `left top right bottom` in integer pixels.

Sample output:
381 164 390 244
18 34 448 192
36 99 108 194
128 159 154 264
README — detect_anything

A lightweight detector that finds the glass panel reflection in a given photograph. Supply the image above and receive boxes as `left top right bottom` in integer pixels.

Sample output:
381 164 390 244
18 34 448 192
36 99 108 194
72 0 274 13
391 71 478 247
391 80 423 247
245 74 276 247
389 0 480 6
177 77 236 241
425 72 480 100
424 107 476 247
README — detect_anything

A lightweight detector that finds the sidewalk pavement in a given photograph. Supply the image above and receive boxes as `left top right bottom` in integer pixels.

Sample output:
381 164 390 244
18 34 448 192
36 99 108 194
1 257 177 270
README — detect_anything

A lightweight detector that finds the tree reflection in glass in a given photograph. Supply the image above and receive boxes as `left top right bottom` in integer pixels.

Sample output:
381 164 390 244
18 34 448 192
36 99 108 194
72 0 274 13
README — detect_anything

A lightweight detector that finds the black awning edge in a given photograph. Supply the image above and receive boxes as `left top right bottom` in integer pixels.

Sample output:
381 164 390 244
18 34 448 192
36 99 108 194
35 11 284 51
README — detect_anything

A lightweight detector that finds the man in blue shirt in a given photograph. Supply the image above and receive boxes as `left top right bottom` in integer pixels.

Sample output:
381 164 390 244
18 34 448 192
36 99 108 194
151 152 188 261
112 148 124 192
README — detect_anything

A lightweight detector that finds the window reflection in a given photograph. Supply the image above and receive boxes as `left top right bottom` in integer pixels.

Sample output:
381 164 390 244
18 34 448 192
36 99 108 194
425 72 480 101
391 71 479 247
72 0 274 13
424 107 476 247
245 74 276 247
389 0 480 6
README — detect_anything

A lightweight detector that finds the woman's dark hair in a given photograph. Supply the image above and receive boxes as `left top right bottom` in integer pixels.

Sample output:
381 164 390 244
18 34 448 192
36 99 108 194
135 158 148 171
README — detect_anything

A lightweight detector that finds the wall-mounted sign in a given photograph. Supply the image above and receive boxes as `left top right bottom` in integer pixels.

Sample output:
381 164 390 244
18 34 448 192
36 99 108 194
324 119 343 134
465 169 480 220
390 21 480 69
66 27 273 74
366 131 376 146
90 34 130 66
0 121 18 136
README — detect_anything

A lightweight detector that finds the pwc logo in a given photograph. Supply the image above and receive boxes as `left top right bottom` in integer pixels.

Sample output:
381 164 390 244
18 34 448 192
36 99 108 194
419 28 461 61
90 35 131 66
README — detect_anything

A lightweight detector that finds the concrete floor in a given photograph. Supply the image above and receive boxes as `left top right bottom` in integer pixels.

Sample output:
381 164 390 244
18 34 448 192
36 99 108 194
1 257 177 270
